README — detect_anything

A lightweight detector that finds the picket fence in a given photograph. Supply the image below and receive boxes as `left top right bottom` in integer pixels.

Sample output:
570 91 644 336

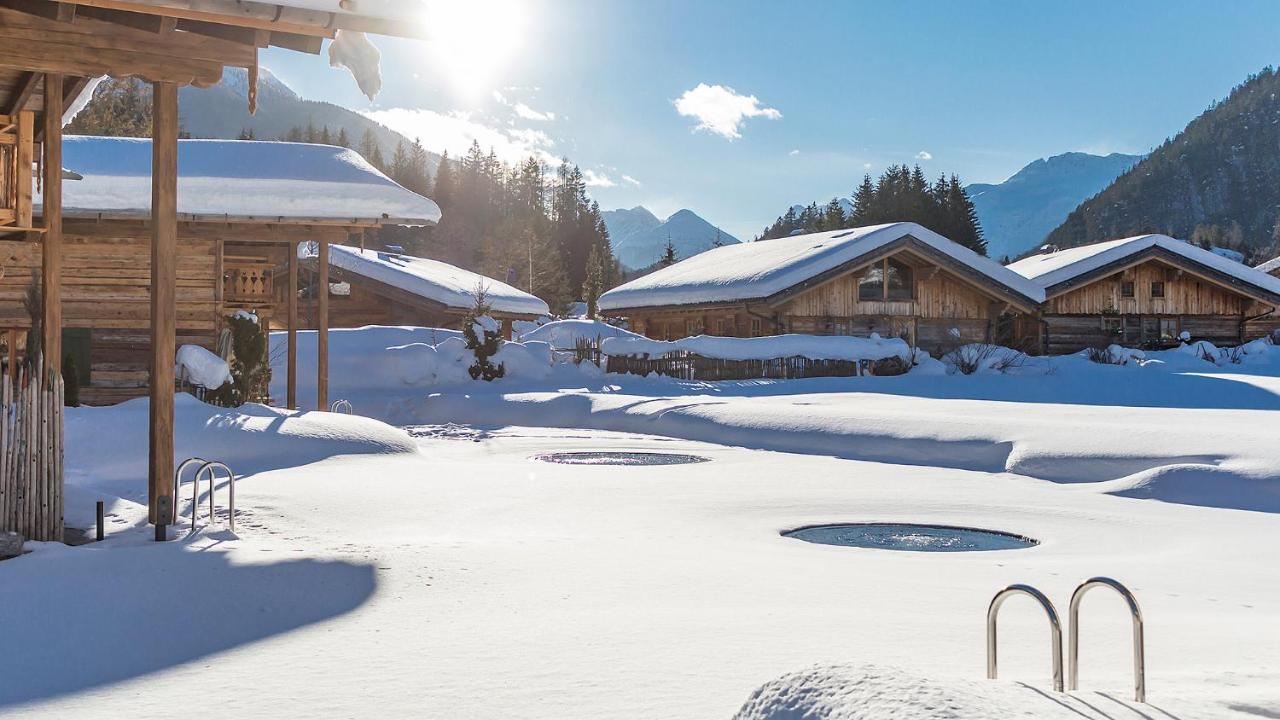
1 359 65 542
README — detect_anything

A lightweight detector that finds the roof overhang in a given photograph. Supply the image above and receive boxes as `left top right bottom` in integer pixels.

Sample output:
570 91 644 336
1041 245 1280 307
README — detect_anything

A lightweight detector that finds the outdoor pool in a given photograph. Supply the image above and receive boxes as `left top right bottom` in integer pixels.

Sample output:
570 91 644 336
783 523 1037 552
531 451 712 466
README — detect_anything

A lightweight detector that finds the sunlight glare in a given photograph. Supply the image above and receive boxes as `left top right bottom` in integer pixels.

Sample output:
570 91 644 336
425 0 529 100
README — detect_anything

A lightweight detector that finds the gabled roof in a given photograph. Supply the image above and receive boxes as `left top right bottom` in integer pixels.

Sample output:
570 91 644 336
1008 234 1280 304
314 245 549 317
599 222 1044 312
35 136 441 226
1258 255 1280 276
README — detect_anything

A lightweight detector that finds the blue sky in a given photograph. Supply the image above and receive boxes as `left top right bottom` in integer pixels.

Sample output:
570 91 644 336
263 0 1280 240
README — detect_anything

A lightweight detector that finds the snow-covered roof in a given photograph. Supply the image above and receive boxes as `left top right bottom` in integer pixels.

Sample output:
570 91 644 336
313 244 549 316
1008 234 1280 301
35 136 440 226
1257 255 1280 276
599 222 1044 311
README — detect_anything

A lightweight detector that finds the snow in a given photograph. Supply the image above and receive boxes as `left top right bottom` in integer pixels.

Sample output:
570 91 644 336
311 244 548 316
1257 254 1280 275
601 332 913 362
1009 234 1280 298
328 30 382 100
60 76 105 126
174 344 230 390
599 222 1044 311
516 318 643 346
36 136 441 225
4 330 1280 717
1210 245 1246 263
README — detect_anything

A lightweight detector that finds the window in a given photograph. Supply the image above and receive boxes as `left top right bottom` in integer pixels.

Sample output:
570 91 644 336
1151 281 1165 298
1101 317 1122 336
1120 281 1134 298
858 263 884 300
750 318 762 337
715 318 731 336
858 258 914 301
1159 317 1180 343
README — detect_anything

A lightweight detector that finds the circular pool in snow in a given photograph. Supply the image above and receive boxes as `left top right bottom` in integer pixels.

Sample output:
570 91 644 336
783 523 1037 552
531 451 711 466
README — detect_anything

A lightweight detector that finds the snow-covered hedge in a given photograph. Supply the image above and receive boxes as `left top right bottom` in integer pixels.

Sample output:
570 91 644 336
599 332 914 363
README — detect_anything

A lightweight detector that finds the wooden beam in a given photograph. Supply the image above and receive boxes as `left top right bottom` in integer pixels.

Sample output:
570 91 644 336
69 0 424 38
3 71 41 115
287 240 297 409
76 5 177 33
268 31 324 54
176 18 270 47
0 0 74 22
40 74 61 373
317 235 328 410
148 81 178 530
5 329 16 384
15 110 32 228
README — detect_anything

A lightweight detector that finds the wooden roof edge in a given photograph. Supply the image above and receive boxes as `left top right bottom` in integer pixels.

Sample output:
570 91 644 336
73 0 429 39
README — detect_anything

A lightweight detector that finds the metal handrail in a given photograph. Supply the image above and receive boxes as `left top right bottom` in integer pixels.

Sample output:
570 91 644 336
1069 577 1145 703
987 583 1064 692
173 457 206 524
329 399 353 414
191 461 236 532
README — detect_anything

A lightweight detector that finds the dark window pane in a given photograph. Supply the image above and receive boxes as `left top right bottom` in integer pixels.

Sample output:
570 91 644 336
886 259 913 300
1151 281 1165 298
858 264 884 300
1121 281 1134 298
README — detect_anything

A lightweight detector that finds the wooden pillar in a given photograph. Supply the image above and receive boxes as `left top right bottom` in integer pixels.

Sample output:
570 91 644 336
16 111 32 228
501 318 513 341
316 235 329 411
40 74 62 372
5 329 16 384
287 240 298 409
148 81 178 530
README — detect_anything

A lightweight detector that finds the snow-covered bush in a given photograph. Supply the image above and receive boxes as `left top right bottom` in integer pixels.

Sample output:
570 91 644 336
1085 344 1145 366
207 312 269 406
463 288 505 381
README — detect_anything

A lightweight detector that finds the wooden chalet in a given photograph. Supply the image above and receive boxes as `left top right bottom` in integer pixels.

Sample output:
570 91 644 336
0 0 426 537
598 222 1045 353
1008 235 1280 354
297 244 549 340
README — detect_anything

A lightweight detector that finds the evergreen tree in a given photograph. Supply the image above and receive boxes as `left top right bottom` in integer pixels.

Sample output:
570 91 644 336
583 244 604 318
66 78 152 137
335 127 351 148
319 126 332 145
660 235 678 267
432 151 455 209
462 287 505 381
237 127 257 140
390 140 410 186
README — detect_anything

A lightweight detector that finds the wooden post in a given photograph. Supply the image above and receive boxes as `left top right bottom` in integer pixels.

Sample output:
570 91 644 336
16 110 32 228
501 318 513 341
287 239 298 409
40 74 62 373
5 329 15 384
148 81 178 532
316 234 328 411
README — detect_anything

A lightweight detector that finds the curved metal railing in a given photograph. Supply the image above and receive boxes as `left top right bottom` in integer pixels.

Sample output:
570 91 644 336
1068 577 1145 703
329 399 353 414
987 583 1064 692
173 457 206 524
190 461 236 532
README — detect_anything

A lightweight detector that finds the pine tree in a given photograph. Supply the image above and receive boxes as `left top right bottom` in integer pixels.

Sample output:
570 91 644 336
65 78 152 137
432 151 455 209
583 244 604 318
850 174 875 226
660 234 677 267
463 286 505 381
390 140 410 186
336 127 350 148
319 126 332 145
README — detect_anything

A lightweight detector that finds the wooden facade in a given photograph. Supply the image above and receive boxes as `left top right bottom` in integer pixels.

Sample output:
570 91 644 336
621 240 1039 354
1030 252 1280 355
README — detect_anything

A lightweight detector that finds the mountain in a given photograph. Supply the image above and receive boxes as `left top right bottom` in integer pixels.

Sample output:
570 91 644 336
177 67 436 171
966 152 1141 261
603 207 740 270
1046 67 1280 258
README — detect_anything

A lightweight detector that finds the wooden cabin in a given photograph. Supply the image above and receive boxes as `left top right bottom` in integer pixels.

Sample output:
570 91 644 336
1 136 441 406
0 0 427 536
598 222 1044 354
1008 235 1280 354
296 244 549 339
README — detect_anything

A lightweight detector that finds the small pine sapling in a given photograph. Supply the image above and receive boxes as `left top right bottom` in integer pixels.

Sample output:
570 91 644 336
464 285 506 381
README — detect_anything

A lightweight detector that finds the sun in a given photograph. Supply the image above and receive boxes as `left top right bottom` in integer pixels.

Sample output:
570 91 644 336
425 0 529 100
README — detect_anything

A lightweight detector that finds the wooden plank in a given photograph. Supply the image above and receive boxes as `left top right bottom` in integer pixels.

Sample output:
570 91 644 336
0 0 75 22
288 239 297 409
40 74 61 373
67 0 422 38
76 5 178 33
317 235 328 410
269 31 324 54
148 81 177 528
15 110 31 228
1 71 41 116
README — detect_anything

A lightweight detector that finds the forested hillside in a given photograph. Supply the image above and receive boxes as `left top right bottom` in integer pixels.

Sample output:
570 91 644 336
1046 67 1280 264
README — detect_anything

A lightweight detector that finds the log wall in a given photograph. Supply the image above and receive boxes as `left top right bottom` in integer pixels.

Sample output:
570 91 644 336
1047 259 1251 315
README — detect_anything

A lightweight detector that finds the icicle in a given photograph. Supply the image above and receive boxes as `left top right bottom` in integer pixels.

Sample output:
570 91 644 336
247 52 259 115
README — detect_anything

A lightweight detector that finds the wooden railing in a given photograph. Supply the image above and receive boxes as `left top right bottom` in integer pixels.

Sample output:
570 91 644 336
223 259 274 303
1 358 64 542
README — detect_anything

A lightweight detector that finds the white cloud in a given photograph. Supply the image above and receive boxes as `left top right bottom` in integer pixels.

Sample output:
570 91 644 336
916 151 933 161
673 83 781 140
582 169 615 187
863 162 873 170
788 149 800 156
513 102 555 122
621 174 642 187
362 107 559 166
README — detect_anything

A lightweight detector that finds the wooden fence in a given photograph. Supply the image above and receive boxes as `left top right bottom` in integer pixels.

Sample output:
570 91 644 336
604 351 883 381
1 360 65 542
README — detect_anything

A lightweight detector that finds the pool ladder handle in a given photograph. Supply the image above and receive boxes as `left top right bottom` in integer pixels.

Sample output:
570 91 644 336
986 577 1145 703
173 457 237 532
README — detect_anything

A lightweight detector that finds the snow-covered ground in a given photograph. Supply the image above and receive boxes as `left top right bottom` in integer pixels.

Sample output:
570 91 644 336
3 326 1279 718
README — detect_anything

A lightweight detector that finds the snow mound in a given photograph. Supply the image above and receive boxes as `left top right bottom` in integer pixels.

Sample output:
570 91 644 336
1093 463 1280 513
517 318 643 346
601 332 913 362
66 394 417 488
734 664 1123 719
175 344 231 389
